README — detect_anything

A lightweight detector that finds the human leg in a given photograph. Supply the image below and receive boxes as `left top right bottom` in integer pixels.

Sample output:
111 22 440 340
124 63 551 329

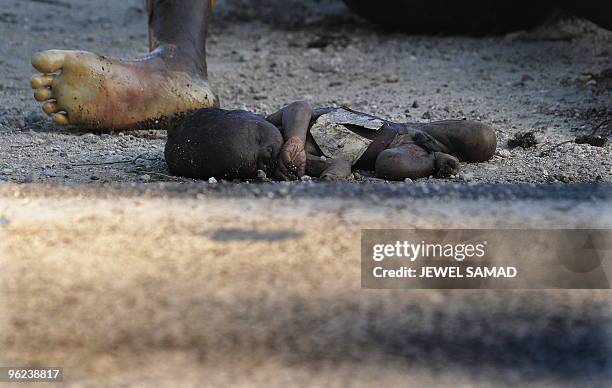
31 0 218 129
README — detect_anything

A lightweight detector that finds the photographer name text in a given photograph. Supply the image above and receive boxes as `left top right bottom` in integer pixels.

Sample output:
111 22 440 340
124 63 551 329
372 266 517 278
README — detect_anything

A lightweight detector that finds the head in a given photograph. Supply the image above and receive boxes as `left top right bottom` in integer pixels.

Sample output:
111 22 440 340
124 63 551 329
165 108 284 180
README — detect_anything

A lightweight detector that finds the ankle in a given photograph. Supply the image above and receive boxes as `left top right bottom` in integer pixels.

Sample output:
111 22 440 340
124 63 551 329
150 44 207 78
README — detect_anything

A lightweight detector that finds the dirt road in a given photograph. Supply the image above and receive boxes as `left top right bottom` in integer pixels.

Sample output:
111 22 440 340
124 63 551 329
0 0 611 184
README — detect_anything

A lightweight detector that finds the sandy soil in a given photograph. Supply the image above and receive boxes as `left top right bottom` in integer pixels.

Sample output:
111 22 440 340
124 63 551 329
1 0 611 387
0 0 611 184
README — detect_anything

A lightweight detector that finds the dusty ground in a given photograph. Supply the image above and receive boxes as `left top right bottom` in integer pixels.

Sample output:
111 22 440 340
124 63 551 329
0 0 612 183
1 0 612 387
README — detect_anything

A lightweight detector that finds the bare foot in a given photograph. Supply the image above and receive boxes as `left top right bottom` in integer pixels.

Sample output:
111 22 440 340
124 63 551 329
434 152 460 178
320 158 352 181
275 137 306 181
30 47 218 129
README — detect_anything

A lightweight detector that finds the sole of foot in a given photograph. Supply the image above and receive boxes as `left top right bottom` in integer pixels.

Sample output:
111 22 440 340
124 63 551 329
31 49 218 130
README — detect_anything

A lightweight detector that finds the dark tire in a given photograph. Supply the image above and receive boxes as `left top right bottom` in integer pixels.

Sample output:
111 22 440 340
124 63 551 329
562 1 612 31
342 0 554 34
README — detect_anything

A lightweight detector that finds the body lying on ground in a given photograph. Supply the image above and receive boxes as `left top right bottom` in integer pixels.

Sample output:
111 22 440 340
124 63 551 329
165 101 497 181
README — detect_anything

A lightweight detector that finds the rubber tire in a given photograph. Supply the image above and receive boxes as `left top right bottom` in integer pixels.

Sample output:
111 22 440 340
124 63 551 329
562 0 612 31
342 0 554 35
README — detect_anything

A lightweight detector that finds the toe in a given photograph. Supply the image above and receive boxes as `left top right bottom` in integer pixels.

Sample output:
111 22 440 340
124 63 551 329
42 101 60 115
34 88 53 102
31 50 67 73
51 113 69 126
30 75 54 89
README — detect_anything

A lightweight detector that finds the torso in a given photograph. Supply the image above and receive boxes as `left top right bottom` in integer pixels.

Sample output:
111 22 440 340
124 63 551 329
308 107 386 165
309 107 416 169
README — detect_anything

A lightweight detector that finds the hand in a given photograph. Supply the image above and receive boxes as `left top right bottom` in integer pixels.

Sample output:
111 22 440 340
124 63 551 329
414 131 446 153
275 137 306 180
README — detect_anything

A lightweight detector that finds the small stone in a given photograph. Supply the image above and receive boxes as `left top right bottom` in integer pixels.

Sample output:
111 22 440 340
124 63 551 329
404 178 413 183
508 131 546 149
256 170 268 180
82 133 98 143
90 175 100 181
309 62 337 74
300 175 312 181
237 49 255 62
495 149 511 158
461 172 475 181
208 177 218 184
2 169 13 175
385 76 399 83
139 174 151 182
319 155 327 161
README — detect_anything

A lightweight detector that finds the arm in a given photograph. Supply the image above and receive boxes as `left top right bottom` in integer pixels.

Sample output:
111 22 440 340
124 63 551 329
413 131 451 154
267 101 313 180
266 101 312 142
306 154 352 181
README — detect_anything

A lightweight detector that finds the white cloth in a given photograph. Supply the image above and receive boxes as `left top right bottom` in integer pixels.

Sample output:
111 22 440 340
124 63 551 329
309 108 384 165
